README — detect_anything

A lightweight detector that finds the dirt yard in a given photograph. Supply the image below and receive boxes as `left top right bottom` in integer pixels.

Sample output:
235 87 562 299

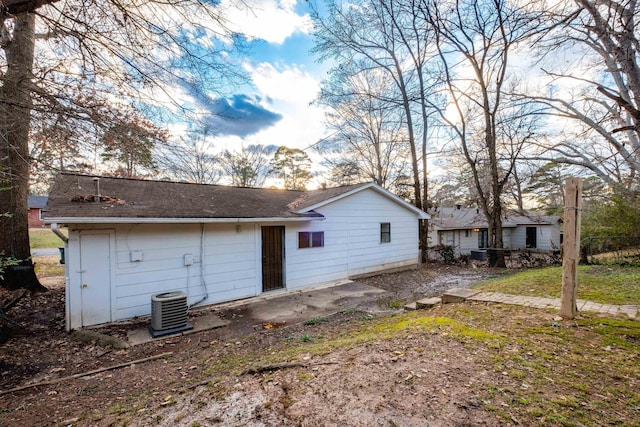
1 263 635 426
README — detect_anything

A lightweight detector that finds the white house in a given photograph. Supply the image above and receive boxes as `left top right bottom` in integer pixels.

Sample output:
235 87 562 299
44 173 429 330
429 206 562 256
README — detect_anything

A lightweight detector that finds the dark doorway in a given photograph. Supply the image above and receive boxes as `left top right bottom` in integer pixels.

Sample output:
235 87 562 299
478 228 489 249
526 227 537 248
262 226 285 292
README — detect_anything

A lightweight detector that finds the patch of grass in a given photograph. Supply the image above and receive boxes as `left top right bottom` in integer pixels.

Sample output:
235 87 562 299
76 385 98 396
474 265 640 305
304 316 329 325
578 317 640 350
108 404 133 415
371 315 503 343
376 296 406 309
297 373 314 381
33 255 64 278
29 228 66 249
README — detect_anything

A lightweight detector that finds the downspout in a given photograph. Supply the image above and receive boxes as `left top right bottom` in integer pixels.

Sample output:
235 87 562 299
189 223 209 309
51 223 68 243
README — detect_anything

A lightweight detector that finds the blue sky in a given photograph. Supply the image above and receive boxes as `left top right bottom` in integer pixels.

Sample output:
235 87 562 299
173 0 330 162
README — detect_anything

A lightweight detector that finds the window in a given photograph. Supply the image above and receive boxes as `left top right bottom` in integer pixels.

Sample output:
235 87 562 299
298 231 324 248
526 227 537 248
464 229 470 238
478 228 488 249
380 223 391 243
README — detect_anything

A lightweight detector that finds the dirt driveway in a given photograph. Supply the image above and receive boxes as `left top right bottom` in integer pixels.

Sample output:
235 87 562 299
0 263 505 426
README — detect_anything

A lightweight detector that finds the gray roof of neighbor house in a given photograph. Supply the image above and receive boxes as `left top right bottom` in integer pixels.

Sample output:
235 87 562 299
28 195 48 209
429 207 561 230
43 173 428 223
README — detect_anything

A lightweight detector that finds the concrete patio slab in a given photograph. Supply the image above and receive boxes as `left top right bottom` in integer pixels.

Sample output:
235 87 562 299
126 280 387 345
128 313 230 346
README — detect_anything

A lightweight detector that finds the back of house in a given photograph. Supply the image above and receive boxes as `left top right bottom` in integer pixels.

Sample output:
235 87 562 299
44 174 429 330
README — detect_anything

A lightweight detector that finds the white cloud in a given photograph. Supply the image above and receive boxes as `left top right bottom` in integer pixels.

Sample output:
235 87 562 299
245 62 325 147
211 62 328 186
247 62 319 102
221 0 312 44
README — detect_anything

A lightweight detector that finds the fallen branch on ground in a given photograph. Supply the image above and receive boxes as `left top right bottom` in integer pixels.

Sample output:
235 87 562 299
186 361 341 390
239 360 341 376
2 290 28 311
0 352 174 396
239 361 308 375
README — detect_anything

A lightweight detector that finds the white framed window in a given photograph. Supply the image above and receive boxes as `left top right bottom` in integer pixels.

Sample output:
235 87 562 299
380 223 391 243
299 231 324 248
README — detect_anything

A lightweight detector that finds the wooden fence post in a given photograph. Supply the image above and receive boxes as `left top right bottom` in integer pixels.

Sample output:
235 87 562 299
560 177 583 319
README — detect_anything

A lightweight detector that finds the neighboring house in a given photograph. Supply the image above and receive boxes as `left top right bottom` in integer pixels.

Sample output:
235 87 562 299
28 195 48 228
43 173 429 330
429 206 562 256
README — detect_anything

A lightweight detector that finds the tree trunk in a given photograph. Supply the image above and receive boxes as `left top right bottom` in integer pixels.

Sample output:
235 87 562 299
489 201 507 268
0 13 46 291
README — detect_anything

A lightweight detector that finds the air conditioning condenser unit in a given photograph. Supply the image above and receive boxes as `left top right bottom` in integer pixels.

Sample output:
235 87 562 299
149 291 193 338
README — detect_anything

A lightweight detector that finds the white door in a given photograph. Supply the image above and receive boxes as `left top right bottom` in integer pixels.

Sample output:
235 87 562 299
79 233 112 326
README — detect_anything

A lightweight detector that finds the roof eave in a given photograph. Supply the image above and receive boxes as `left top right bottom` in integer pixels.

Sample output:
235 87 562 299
44 216 325 225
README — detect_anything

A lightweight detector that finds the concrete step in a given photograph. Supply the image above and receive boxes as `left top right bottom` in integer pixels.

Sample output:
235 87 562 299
416 297 441 309
441 288 481 304
404 302 417 311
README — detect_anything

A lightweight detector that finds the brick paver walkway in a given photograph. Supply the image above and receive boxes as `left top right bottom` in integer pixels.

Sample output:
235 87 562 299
468 292 638 319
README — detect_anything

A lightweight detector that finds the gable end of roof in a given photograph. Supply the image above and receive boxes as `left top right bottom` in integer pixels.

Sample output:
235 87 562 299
294 182 430 219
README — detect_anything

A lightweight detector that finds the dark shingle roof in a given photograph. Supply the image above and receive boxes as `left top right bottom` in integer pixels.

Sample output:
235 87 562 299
429 207 561 230
43 173 368 221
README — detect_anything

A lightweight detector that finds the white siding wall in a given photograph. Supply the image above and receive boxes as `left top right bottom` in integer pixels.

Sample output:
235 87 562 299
430 229 479 255
284 220 350 290
286 188 420 289
503 229 513 249
66 223 260 329
547 225 562 251
510 226 526 249
459 230 478 254
510 224 561 252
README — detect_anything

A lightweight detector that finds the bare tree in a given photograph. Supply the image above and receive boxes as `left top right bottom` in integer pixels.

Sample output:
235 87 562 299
310 0 443 263
322 160 363 187
311 0 438 210
28 111 96 193
156 131 222 185
219 144 276 188
315 67 410 188
0 0 245 289
426 0 544 266
527 0 640 194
